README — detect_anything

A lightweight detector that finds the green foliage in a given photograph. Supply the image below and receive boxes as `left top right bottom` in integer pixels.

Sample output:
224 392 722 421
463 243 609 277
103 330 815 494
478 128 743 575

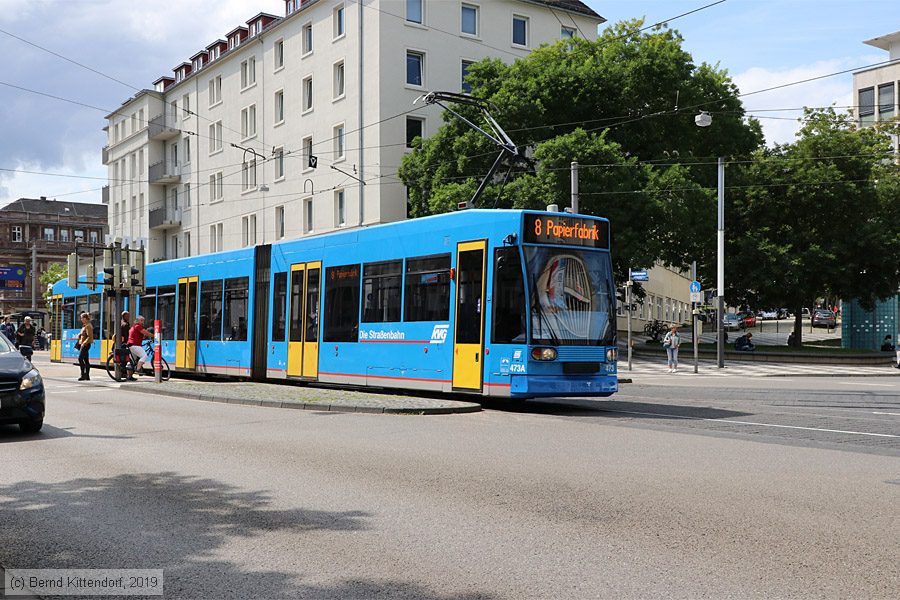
399 19 763 281
40 262 67 306
728 108 900 341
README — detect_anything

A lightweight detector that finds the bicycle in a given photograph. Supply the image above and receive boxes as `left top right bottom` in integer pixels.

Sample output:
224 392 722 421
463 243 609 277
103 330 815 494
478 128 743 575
105 338 170 382
642 319 668 343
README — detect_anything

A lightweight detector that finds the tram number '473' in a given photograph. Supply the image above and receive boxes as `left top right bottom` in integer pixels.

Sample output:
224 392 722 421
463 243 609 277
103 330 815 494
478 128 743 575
430 324 449 344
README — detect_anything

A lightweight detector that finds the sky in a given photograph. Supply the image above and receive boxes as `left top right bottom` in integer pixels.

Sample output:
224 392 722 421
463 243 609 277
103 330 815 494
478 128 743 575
0 0 898 205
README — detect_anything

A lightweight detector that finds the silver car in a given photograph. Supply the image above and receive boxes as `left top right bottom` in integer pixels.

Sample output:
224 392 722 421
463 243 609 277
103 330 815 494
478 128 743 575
723 313 743 331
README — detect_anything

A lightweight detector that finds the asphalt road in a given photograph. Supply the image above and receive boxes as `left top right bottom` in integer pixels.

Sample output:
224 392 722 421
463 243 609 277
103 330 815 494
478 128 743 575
1 359 898 599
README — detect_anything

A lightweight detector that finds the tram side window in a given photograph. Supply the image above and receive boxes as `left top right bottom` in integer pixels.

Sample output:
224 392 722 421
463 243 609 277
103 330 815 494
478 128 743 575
199 280 224 341
88 294 101 337
272 272 287 342
404 254 450 322
156 286 176 339
139 288 157 323
491 247 526 343
62 298 76 330
362 260 401 323
223 277 249 341
323 264 360 342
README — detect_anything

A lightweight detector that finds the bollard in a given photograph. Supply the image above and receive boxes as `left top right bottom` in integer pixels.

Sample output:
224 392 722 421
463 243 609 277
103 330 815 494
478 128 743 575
154 319 162 383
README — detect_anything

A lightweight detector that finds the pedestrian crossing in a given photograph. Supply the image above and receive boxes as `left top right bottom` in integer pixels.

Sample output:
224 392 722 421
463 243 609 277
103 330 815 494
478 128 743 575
618 356 899 378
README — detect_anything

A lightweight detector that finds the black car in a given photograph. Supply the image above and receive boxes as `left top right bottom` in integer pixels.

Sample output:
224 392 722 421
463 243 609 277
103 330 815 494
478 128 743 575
0 334 45 433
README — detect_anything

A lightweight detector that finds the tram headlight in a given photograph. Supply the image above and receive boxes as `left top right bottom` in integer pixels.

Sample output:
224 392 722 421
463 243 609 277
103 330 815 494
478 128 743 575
530 347 557 361
606 348 617 362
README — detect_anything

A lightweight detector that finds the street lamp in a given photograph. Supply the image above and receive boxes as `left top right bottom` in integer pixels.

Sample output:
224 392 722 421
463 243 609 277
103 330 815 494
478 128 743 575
696 111 725 368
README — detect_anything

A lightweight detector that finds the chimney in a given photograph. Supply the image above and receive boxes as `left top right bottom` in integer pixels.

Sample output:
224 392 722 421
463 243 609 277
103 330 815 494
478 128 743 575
40 196 46 201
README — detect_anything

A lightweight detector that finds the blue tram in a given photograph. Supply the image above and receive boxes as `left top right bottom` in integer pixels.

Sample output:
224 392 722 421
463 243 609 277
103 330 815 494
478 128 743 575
51 210 618 398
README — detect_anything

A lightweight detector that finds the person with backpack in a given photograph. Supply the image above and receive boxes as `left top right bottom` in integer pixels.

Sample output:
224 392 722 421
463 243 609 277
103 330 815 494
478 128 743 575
662 325 681 373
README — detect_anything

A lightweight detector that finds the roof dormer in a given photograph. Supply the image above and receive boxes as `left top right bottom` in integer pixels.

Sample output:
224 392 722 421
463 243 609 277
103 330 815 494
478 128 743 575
206 39 227 62
174 61 192 83
246 13 279 37
190 50 208 72
227 26 249 50
153 76 175 92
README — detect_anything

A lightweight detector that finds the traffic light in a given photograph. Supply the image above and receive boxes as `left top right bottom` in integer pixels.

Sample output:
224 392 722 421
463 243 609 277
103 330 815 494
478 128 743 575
128 249 145 292
103 265 120 289
86 263 97 291
67 253 78 289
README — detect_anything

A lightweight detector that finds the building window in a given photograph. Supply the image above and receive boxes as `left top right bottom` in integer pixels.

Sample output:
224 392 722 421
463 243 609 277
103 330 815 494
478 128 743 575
208 121 223 153
43 227 55 241
184 183 191 208
242 159 257 191
335 189 346 226
406 51 424 87
183 137 191 163
209 172 223 202
333 60 345 99
274 147 285 180
287 0 295 15
362 260 402 323
208 76 222 106
241 104 257 139
182 94 190 118
858 87 875 126
275 205 285 239
11 226 22 242
60 229 70 242
302 136 314 171
561 26 576 39
461 4 478 36
275 39 284 70
274 90 285 124
461 60 474 93
406 117 424 148
302 22 313 54
240 57 256 89
304 197 313 232
878 83 895 121
303 76 313 112
73 229 83 241
334 5 345 39
184 231 191 256
223 277 249 341
323 264 360 342
333 124 345 160
242 216 249 247
407 0 422 24
89 231 98 243
512 15 528 46
404 254 451 322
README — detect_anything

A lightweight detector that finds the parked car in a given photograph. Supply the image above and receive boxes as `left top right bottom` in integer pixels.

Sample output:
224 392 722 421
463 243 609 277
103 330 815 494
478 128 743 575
811 309 836 329
723 313 744 331
0 333 45 433
758 309 779 320
737 312 757 329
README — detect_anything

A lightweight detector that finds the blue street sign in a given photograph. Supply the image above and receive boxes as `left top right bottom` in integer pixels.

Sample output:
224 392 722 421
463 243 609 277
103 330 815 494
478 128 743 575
690 280 701 293
630 269 649 282
0 266 26 280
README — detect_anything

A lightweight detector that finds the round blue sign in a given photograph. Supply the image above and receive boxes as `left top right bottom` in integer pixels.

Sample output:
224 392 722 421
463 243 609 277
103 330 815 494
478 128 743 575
690 281 701 293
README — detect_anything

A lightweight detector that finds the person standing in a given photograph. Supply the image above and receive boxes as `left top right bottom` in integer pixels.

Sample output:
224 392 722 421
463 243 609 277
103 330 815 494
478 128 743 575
1 316 15 342
662 325 681 373
16 316 36 349
76 312 93 381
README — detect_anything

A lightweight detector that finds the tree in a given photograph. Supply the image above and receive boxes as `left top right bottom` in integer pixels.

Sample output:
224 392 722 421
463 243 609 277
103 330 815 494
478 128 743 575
728 108 900 346
400 20 763 281
40 262 67 307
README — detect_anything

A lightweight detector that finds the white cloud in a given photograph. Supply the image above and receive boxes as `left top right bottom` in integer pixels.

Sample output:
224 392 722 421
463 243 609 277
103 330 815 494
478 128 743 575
732 55 882 146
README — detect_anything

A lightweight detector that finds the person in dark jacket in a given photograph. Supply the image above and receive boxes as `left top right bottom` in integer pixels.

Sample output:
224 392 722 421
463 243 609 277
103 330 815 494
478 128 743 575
0 317 15 342
735 332 755 352
76 312 93 381
16 316 36 348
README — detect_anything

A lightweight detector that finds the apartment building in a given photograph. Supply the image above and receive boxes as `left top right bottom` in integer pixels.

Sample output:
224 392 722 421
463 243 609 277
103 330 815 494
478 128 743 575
852 30 900 152
103 0 604 262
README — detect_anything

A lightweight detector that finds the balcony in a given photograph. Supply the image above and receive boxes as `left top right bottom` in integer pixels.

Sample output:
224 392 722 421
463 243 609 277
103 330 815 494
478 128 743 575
149 206 182 230
148 160 182 185
102 145 109 165
148 113 180 140
102 185 109 205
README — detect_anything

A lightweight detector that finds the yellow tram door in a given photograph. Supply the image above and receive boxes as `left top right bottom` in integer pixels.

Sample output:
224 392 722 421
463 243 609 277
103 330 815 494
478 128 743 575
452 240 487 391
50 294 62 361
287 262 321 379
176 276 198 370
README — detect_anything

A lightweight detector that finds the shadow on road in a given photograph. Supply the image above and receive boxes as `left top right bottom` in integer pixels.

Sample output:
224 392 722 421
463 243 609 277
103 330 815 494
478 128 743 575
482 397 751 421
0 424 133 443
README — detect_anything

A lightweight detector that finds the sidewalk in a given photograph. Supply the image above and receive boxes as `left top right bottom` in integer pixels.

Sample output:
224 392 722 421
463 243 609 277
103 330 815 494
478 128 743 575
32 354 481 415
617 354 899 378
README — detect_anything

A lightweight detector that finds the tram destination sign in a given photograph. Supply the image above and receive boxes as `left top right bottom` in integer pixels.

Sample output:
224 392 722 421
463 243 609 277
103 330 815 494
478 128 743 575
523 214 609 249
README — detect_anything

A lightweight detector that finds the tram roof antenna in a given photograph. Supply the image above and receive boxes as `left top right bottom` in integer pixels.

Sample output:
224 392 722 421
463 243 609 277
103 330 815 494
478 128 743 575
419 91 530 209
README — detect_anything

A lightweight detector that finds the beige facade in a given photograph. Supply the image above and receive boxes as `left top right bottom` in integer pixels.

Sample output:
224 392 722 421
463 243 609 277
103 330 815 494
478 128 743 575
852 30 900 153
103 0 604 263
617 262 694 334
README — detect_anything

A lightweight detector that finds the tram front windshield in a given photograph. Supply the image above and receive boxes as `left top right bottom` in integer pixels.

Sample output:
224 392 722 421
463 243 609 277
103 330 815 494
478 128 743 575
525 247 616 346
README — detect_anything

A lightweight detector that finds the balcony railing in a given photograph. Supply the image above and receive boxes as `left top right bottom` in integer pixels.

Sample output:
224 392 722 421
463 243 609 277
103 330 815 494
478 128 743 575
148 112 180 140
148 160 182 185
149 207 182 230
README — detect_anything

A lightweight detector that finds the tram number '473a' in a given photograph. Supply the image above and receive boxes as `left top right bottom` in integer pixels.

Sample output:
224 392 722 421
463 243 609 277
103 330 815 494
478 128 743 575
430 324 449 344
509 364 526 373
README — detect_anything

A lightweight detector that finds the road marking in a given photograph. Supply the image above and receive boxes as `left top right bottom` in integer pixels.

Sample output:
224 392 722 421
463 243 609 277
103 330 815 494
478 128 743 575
873 412 900 416
602 407 900 438
837 382 896 387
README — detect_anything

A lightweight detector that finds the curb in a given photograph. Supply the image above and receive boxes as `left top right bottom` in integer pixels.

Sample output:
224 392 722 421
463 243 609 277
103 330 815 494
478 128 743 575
123 383 482 415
